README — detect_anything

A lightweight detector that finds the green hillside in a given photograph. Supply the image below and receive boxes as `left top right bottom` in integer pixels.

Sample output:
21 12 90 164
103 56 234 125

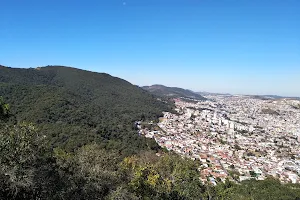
142 84 206 101
0 65 173 153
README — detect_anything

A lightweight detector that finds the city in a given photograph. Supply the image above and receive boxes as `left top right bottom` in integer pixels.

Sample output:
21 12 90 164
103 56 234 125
138 95 300 185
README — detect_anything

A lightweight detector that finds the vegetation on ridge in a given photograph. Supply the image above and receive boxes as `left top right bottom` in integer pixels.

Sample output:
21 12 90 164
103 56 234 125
0 65 174 153
142 84 206 101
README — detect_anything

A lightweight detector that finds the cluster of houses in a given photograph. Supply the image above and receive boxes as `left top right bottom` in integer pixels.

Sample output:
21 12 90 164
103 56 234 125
138 95 300 184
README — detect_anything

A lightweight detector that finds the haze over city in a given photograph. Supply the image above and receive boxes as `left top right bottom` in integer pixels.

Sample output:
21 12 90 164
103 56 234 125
0 0 299 96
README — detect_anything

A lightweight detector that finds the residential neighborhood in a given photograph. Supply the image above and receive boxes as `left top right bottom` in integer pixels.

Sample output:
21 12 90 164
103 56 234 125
138 95 300 185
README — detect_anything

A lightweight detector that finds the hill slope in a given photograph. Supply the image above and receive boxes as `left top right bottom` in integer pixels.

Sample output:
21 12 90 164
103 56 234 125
0 65 173 153
142 84 206 101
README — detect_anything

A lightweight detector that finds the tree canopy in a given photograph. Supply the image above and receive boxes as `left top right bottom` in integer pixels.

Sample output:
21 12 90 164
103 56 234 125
0 66 174 154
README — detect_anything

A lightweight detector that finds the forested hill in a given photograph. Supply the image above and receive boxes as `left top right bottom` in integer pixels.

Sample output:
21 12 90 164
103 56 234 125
142 84 206 101
0 65 173 153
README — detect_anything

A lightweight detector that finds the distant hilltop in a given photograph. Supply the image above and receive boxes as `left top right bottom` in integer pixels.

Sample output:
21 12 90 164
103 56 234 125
248 95 300 101
142 84 206 101
196 91 232 96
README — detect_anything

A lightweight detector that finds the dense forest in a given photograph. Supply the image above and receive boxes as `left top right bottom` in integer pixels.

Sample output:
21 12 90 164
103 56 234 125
1 65 300 199
0 65 174 154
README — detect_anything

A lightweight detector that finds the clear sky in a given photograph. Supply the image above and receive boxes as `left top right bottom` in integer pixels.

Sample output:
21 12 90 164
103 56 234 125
1 0 299 96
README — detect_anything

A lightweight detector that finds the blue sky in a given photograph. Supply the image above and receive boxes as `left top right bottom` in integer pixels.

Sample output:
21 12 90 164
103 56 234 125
0 0 299 96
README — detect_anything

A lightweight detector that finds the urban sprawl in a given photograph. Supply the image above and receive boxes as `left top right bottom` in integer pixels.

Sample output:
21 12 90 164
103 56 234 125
137 95 300 185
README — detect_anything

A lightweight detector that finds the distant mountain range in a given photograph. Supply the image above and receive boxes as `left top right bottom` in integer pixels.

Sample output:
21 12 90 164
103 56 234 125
142 84 206 101
196 91 232 96
249 95 300 100
197 91 299 100
141 84 300 101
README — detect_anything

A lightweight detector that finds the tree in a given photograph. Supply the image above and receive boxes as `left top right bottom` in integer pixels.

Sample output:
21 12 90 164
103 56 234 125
234 144 242 150
53 144 121 199
121 152 204 199
249 171 256 177
0 96 10 119
0 123 58 199
106 186 140 200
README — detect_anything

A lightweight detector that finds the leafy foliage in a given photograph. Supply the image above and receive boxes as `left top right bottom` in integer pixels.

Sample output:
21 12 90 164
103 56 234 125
0 123 60 199
0 96 9 120
120 152 205 199
220 178 300 200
